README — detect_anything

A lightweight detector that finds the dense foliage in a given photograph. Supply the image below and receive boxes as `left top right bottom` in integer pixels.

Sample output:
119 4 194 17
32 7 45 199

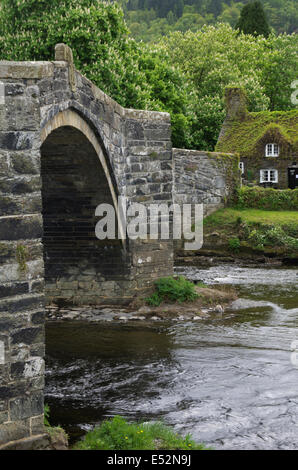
0 0 190 146
0 1 296 150
121 0 297 42
236 186 298 211
162 25 297 148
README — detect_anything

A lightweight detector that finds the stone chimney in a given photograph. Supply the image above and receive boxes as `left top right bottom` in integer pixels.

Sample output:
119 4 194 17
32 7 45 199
217 87 247 144
224 87 247 120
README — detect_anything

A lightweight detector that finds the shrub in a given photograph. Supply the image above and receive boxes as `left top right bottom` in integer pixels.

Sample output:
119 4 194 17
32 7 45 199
247 224 298 251
228 237 241 252
236 186 298 211
146 276 199 306
73 415 207 450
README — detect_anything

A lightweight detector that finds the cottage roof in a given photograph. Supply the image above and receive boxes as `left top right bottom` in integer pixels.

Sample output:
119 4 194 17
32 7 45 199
216 88 298 158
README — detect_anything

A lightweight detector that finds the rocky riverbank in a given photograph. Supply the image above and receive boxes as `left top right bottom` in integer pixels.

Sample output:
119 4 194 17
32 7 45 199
176 207 298 268
175 245 297 268
46 285 237 323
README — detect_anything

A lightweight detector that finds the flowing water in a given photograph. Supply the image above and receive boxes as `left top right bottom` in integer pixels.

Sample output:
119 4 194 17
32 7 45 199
45 265 298 450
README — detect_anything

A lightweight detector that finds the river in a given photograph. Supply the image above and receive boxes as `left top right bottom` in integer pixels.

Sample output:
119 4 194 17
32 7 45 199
45 265 298 450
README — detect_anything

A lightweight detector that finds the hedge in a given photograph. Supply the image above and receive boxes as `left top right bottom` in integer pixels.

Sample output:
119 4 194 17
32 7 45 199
235 186 298 210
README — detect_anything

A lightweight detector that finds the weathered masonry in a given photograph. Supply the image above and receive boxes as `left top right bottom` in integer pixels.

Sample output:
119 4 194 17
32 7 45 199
0 44 174 449
173 148 239 216
0 45 239 449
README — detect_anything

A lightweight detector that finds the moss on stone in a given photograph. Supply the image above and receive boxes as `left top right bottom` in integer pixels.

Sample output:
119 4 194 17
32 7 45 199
216 109 298 159
149 151 159 160
15 244 29 273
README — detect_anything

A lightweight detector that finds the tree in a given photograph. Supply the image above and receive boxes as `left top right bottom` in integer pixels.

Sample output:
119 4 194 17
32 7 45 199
259 33 298 109
0 0 190 148
218 2 245 28
173 0 184 18
235 1 271 38
207 0 223 16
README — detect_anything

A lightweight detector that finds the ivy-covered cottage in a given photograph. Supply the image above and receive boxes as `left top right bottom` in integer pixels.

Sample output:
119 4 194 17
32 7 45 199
216 88 298 189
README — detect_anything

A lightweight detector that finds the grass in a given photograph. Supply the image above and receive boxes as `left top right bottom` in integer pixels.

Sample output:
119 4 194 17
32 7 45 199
204 208 298 229
203 208 298 254
73 415 208 450
145 276 199 306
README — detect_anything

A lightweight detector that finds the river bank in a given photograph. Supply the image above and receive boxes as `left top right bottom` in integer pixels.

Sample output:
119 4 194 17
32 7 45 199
176 208 298 267
46 283 237 323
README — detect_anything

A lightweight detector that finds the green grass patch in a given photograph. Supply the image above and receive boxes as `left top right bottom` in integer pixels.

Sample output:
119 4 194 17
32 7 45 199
73 415 207 450
204 208 298 228
204 208 298 253
146 276 199 306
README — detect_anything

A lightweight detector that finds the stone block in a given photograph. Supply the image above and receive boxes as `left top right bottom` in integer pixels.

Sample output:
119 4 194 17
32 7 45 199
11 326 44 346
0 282 28 299
0 215 42 240
0 294 44 314
9 391 43 421
0 132 35 151
0 419 30 446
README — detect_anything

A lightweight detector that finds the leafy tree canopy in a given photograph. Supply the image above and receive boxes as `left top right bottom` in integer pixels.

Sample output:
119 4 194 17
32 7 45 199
122 0 297 42
0 1 296 152
0 0 190 147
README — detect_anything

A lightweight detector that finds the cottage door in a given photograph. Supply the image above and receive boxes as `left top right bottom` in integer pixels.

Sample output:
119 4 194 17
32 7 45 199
288 167 298 189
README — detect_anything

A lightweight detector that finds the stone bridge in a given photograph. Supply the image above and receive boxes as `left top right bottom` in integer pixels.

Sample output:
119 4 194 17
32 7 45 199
0 44 239 449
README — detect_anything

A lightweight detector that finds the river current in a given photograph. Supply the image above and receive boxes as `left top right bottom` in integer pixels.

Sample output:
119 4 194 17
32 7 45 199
45 265 298 449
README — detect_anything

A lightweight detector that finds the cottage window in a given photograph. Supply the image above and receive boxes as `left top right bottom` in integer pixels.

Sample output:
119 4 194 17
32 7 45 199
260 169 278 183
265 143 279 157
239 162 244 174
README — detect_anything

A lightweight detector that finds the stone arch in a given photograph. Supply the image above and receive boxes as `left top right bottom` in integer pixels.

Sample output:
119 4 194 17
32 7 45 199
40 108 124 236
40 110 128 306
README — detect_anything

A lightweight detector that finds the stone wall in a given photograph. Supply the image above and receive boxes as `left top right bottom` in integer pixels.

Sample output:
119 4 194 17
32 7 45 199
173 148 240 216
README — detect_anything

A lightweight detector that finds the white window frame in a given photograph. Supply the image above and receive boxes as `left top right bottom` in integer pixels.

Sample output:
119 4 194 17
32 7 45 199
265 143 279 157
260 169 278 183
239 162 244 174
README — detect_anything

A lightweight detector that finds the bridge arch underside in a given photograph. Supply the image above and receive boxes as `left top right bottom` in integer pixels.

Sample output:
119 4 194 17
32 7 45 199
40 125 130 306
